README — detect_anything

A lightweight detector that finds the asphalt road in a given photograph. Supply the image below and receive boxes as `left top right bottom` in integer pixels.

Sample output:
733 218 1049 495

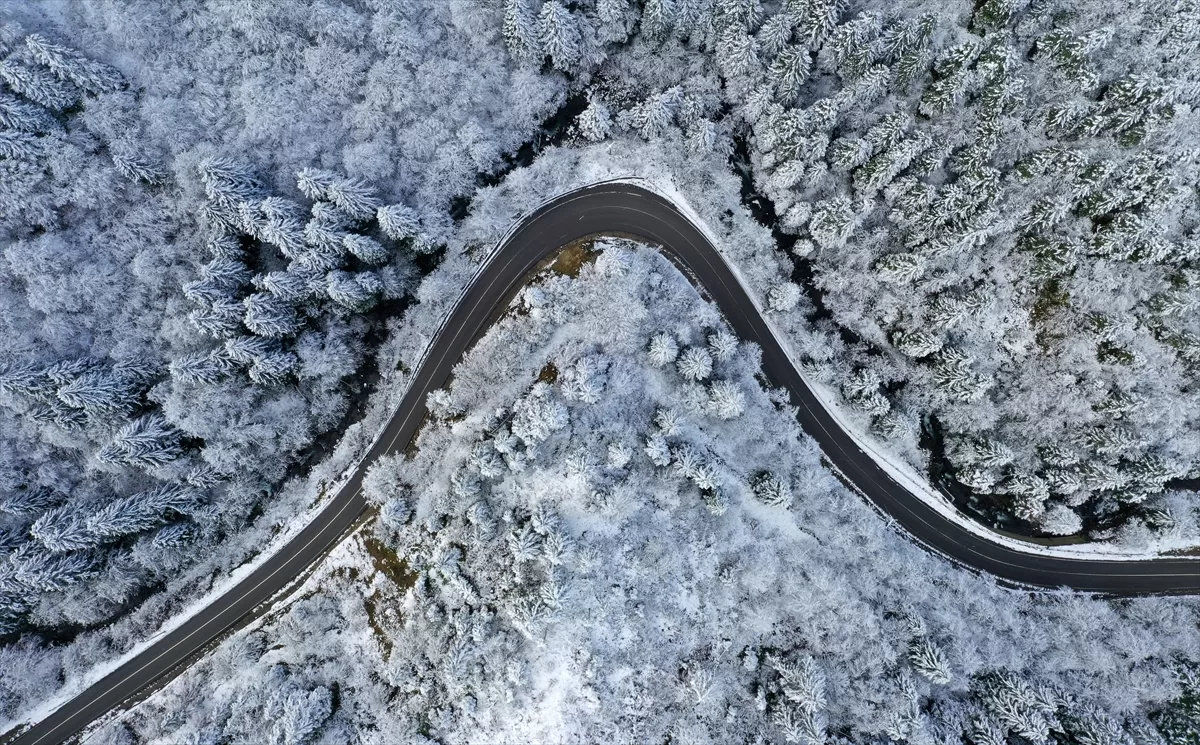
9 182 1198 744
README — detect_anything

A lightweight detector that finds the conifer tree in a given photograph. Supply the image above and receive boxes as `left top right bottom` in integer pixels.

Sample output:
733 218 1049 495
503 0 540 63
13 546 95 591
325 270 383 311
577 97 613 142
677 347 713 381
30 506 99 552
343 234 389 265
0 92 58 132
24 34 124 93
0 130 43 161
539 1 582 73
0 57 78 109
243 292 302 338
325 177 379 221
376 204 421 241
170 349 236 386
249 351 299 387
0 486 58 517
641 0 675 41
97 414 183 470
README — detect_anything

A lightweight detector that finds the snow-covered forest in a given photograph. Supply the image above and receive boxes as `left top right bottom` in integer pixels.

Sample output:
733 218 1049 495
0 0 1196 740
104 240 1199 744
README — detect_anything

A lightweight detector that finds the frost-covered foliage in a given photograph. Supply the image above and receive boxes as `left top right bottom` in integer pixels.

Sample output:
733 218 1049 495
112 240 1200 745
517 0 1200 541
0 0 566 722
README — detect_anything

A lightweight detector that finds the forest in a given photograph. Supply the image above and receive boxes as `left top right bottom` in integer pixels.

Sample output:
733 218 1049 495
0 0 1195 742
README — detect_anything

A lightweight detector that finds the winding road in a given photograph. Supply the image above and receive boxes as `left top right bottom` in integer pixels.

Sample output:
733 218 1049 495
8 182 1199 745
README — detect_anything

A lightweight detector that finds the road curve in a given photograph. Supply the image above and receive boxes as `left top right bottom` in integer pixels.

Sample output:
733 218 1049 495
9 182 1199 745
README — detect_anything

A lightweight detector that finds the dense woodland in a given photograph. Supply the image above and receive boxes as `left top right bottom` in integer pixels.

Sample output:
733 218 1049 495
112 241 1200 744
0 0 1195 741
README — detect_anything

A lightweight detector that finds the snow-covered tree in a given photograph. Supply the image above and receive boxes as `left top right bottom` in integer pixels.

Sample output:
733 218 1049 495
707 330 739 362
503 0 540 63
0 58 78 109
768 282 803 312
648 332 679 366
243 293 302 338
577 97 613 142
751 471 792 506
376 204 421 241
1038 504 1082 536
538 1 581 73
97 414 183 470
908 636 953 684
677 347 713 381
24 34 124 93
707 379 746 419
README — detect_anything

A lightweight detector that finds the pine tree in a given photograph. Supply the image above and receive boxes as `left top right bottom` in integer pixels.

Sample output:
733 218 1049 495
224 335 279 366
907 636 952 684
189 299 244 339
30 506 99 552
794 0 839 47
295 168 338 201
769 45 810 103
707 379 746 419
510 384 568 447
757 13 793 58
56 371 138 417
343 234 389 265
874 252 925 283
152 522 195 549
204 234 243 261
182 278 230 305
325 177 379 222
707 329 738 362
170 349 236 386
627 90 677 140
97 413 183 469
677 347 713 380
0 58 78 110
201 259 252 289
254 269 320 302
821 13 882 81
0 486 58 517
751 471 792 506
644 432 672 467
808 195 857 249
717 28 760 79
504 0 540 62
111 150 165 185
892 329 943 358
249 350 299 387
325 270 382 311
0 363 53 400
577 97 613 142
243 292 302 338
768 282 803 311
0 92 58 132
13 546 95 591
198 157 262 207
539 1 582 73
24 34 124 93
0 130 44 160
87 483 197 540
259 215 307 259
376 204 421 241
641 0 675 40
